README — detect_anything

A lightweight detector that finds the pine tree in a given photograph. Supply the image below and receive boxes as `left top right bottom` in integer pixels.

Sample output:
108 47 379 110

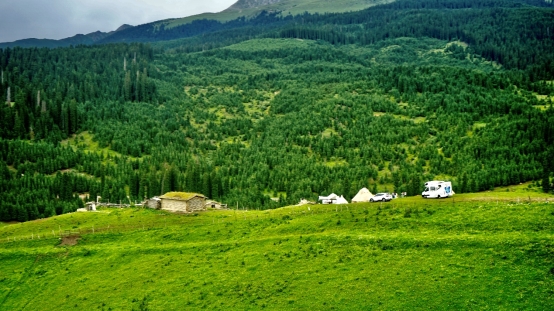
202 173 212 198
0 203 10 221
16 204 28 222
371 183 378 195
135 70 140 101
168 167 178 191
124 71 132 101
45 203 56 217
14 111 25 139
211 173 220 200
29 205 39 220
141 68 148 101
542 171 551 193
138 171 149 200
69 99 78 134
61 103 69 137
161 167 171 195
459 173 468 193
130 172 139 199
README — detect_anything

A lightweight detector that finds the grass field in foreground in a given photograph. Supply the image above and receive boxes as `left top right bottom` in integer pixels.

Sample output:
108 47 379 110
1 192 553 310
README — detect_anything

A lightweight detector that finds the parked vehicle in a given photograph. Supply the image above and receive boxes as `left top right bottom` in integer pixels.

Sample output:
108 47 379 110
370 193 392 202
421 181 453 198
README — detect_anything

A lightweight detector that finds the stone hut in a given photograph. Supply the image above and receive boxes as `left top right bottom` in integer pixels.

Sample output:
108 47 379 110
160 192 206 213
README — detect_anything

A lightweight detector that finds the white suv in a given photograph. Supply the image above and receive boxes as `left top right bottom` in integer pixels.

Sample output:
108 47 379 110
370 193 392 202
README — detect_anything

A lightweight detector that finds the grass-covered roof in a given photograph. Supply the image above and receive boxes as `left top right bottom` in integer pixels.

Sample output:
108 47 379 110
160 192 205 201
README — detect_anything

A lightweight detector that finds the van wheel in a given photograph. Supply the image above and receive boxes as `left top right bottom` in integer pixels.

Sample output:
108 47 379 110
370 199 374 202
437 195 441 199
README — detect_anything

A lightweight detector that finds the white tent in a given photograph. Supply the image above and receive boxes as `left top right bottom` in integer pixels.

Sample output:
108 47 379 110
318 193 338 204
335 195 348 204
351 188 373 203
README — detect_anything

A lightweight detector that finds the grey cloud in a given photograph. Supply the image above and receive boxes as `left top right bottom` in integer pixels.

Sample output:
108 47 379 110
0 0 237 42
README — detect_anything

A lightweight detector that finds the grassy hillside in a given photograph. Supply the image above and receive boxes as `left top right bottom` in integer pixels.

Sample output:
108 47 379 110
162 0 393 29
1 192 553 310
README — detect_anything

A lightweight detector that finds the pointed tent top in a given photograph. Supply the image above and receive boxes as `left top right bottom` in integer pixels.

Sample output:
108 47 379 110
336 195 348 204
351 188 374 203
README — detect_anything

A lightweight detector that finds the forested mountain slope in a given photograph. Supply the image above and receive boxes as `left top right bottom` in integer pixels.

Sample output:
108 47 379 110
0 0 553 222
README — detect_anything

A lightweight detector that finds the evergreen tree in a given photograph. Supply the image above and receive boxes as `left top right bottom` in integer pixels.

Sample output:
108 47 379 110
542 171 551 193
16 204 28 222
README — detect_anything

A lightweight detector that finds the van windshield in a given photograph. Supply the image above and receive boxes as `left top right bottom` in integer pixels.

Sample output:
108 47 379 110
424 187 429 192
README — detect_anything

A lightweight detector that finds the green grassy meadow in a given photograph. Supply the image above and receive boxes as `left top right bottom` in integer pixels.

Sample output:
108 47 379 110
1 192 554 310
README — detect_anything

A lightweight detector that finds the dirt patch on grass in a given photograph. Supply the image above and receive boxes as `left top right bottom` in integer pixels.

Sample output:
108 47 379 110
60 235 80 246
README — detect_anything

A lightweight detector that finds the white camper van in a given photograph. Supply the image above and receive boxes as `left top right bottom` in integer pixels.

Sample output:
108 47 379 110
421 181 453 198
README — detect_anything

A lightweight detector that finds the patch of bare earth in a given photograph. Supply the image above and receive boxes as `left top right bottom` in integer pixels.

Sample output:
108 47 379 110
60 235 80 246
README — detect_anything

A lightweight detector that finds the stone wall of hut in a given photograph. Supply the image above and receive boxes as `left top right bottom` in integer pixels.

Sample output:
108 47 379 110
161 197 205 212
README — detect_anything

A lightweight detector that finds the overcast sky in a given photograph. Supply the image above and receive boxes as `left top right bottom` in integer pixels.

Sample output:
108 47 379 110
0 0 238 43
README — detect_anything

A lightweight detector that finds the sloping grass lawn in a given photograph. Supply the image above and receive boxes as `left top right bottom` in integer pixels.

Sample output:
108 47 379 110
1 193 553 310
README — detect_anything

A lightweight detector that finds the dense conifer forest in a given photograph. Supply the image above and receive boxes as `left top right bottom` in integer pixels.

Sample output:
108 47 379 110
1 0 554 221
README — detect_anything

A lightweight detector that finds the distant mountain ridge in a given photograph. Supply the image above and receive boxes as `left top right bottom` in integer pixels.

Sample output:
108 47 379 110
0 0 391 48
0 24 134 49
226 0 285 10
3 0 550 49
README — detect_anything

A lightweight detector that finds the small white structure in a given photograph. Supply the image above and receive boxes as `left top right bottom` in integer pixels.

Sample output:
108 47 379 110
351 188 374 203
336 195 348 204
83 202 97 211
146 197 161 209
422 181 454 198
296 199 315 206
205 200 228 209
318 193 339 204
318 193 348 204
